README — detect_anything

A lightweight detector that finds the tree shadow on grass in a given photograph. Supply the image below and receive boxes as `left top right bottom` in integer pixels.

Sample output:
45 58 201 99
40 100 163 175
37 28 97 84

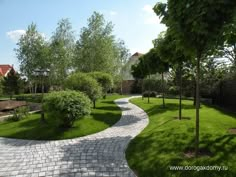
90 112 121 127
204 104 236 120
126 130 236 177
145 103 195 117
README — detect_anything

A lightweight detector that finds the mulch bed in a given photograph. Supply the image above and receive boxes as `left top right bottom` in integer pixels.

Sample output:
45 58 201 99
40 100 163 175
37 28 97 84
184 148 212 158
0 100 27 111
229 128 236 134
0 101 41 120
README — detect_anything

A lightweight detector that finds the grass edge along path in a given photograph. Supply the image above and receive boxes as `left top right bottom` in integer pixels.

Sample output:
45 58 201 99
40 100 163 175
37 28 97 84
0 94 126 140
126 97 236 177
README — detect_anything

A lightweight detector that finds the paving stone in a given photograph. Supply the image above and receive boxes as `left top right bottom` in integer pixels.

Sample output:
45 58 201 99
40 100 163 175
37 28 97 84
0 96 148 177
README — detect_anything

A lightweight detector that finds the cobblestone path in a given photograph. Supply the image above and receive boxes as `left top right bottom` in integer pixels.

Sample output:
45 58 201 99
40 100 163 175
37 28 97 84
0 96 149 177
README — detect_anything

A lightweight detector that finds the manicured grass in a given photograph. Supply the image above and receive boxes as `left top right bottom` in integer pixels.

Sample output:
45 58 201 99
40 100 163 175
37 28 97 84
0 94 125 140
126 97 236 177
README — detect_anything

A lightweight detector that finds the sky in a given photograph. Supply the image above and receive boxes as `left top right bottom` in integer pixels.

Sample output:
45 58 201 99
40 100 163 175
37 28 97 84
0 0 167 70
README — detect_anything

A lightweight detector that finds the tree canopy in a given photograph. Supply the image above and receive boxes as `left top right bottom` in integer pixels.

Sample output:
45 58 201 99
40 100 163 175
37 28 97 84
154 0 236 156
16 23 49 83
74 12 129 76
49 18 75 88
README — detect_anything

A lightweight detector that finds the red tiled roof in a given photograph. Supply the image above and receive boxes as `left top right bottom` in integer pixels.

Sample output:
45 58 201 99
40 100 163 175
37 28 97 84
0 65 14 77
132 52 143 57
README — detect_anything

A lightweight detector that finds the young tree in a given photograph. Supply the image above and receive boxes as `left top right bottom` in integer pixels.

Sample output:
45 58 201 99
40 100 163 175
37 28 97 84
74 12 129 77
16 23 49 93
154 0 236 156
146 49 169 107
154 31 192 119
49 18 75 89
88 72 113 99
65 72 102 108
131 49 169 105
131 56 149 101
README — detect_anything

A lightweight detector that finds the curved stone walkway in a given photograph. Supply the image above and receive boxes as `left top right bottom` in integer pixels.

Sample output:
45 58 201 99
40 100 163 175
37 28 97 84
0 96 149 177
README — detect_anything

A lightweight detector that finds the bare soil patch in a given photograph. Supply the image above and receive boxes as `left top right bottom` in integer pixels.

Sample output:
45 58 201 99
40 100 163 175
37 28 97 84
0 100 27 111
229 128 236 134
184 148 212 158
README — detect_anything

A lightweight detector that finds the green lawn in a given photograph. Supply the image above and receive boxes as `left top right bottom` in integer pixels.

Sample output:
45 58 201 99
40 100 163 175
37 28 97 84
126 97 236 177
0 94 125 140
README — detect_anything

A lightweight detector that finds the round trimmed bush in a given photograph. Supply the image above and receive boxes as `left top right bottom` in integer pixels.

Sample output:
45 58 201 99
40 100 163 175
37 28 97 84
65 72 102 108
43 91 91 128
88 72 113 98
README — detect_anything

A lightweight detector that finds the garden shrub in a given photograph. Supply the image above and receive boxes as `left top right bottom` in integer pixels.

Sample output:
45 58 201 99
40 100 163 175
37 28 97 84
43 91 91 128
65 72 102 108
142 91 157 98
88 72 113 99
10 106 29 121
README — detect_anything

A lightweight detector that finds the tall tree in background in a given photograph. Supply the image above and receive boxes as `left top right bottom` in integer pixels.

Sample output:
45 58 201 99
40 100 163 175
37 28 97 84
74 12 129 76
49 18 75 89
16 23 49 93
155 0 236 156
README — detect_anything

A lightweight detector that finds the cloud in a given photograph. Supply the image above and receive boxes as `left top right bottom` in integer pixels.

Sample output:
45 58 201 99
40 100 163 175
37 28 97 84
109 11 117 16
6 30 47 42
142 4 161 25
142 4 154 14
6 30 26 42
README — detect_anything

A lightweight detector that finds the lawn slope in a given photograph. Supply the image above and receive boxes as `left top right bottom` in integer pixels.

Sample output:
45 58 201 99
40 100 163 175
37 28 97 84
126 98 236 177
0 94 125 140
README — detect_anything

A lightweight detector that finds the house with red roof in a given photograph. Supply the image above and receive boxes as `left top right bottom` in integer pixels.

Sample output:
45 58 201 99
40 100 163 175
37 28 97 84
0 65 15 77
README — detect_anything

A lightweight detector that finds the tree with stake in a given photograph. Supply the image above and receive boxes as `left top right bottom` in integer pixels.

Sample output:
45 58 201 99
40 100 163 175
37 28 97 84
145 49 169 107
154 31 192 119
131 49 169 105
154 0 236 156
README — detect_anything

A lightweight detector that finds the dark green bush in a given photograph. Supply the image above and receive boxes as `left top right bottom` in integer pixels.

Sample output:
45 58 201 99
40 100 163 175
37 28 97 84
65 72 102 108
142 91 157 98
43 91 91 128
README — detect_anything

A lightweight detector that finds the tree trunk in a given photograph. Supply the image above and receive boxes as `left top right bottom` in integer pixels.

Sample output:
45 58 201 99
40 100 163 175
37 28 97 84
195 54 201 157
179 66 182 120
34 83 37 94
142 79 144 100
40 111 46 123
193 81 196 106
103 94 106 99
42 82 44 96
93 100 96 109
148 75 150 103
120 80 123 95
40 78 46 123
162 72 165 108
